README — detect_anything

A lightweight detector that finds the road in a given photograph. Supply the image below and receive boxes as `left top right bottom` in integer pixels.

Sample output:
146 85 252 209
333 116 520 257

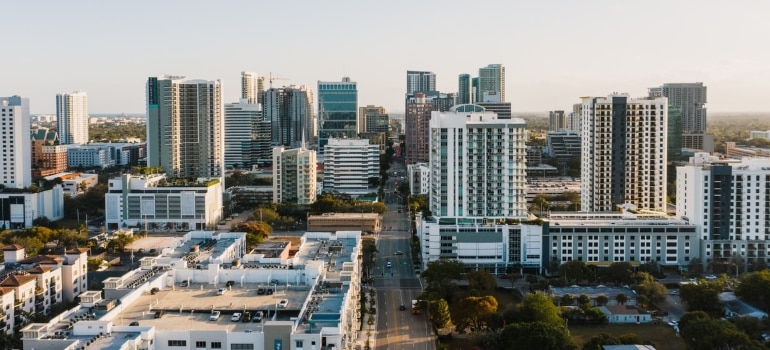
374 161 434 350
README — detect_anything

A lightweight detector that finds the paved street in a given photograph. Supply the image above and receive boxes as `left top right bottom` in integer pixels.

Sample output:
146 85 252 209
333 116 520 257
373 162 434 350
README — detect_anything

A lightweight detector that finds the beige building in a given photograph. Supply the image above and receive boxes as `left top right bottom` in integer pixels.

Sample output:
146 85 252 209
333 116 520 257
307 212 381 233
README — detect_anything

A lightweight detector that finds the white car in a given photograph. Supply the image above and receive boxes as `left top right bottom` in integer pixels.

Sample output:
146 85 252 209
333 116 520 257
231 313 242 322
209 311 221 321
278 299 289 308
386 261 392 268
667 320 678 327
217 288 227 295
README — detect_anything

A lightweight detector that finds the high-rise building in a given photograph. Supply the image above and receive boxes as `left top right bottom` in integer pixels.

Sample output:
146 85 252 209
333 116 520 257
404 93 433 165
549 110 567 131
56 91 89 145
241 71 264 105
224 99 269 169
567 103 583 133
0 99 31 188
478 64 505 103
471 77 479 103
322 138 379 195
406 70 436 95
272 146 317 205
0 95 29 120
677 153 770 268
146 75 224 181
457 74 471 105
264 86 314 148
580 93 668 212
359 105 389 134
428 104 528 219
317 77 358 155
650 82 708 151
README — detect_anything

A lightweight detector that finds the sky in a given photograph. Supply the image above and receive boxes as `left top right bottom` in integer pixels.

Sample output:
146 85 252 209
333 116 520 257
2 0 769 114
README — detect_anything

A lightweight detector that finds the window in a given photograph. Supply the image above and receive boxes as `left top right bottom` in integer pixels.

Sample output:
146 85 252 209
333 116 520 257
212 342 222 349
231 344 254 350
196 341 206 348
296 340 304 347
168 340 187 347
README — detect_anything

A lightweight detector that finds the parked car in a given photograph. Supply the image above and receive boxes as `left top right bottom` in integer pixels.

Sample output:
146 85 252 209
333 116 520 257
180 281 188 287
217 288 227 295
399 305 406 311
242 312 252 322
394 251 403 255
278 299 289 308
129 321 139 326
209 311 221 321
253 311 263 322
266 288 274 295
257 288 266 295
150 287 159 295
231 313 242 322
154 310 163 319
386 261 392 268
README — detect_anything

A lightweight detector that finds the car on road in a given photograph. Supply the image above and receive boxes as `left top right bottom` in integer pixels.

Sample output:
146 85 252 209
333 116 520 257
266 288 274 295
386 261 392 268
209 311 221 321
242 312 252 322
705 275 718 280
394 251 403 255
278 299 289 308
217 288 227 295
399 305 406 311
231 313 242 322
257 288 266 295
180 281 188 287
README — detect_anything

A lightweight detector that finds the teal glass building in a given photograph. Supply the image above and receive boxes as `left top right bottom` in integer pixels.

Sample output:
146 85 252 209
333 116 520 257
317 77 358 155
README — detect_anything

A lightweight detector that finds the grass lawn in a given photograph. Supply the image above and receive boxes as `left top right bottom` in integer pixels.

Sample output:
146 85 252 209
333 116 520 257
570 323 685 350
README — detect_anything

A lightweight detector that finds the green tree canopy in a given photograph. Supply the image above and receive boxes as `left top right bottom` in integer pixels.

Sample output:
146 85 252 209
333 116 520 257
680 313 753 350
467 270 497 293
451 295 498 333
632 272 668 309
603 262 634 286
515 293 564 328
736 270 770 312
496 322 576 350
680 281 723 317
559 260 586 284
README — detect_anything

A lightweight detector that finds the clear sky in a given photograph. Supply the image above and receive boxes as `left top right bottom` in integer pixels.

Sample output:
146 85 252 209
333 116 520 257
2 0 769 114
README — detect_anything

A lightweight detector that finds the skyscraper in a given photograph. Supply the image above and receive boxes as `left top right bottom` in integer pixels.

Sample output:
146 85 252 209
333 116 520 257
317 77 358 155
224 99 269 169
580 93 668 212
264 86 314 148
428 104 528 219
0 98 31 188
359 105 389 134
549 110 567 131
273 146 317 205
404 93 433 165
146 75 224 181
323 138 379 195
406 70 436 95
478 64 505 102
56 91 89 145
649 82 708 151
457 74 471 105
241 71 264 105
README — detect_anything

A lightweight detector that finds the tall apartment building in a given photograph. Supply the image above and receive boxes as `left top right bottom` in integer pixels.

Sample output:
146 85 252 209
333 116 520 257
240 71 264 105
0 99 31 188
264 86 314 148
317 77 358 155
404 93 433 165
549 110 567 131
322 138 379 195
677 153 770 268
359 105 389 134
406 70 436 95
428 104 528 219
0 95 29 121
580 94 668 212
146 75 224 181
272 146 317 205
457 74 471 105
649 82 708 151
477 64 505 103
56 91 89 145
224 99 268 169
567 103 582 132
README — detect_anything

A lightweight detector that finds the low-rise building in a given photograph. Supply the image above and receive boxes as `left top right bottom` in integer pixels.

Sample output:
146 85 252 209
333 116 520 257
549 285 637 306
407 163 430 196
67 145 115 169
104 174 223 231
0 185 65 228
44 172 98 198
307 212 380 234
599 305 651 324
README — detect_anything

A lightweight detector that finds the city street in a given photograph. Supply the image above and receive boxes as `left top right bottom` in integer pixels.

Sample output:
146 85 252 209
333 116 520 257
373 161 434 350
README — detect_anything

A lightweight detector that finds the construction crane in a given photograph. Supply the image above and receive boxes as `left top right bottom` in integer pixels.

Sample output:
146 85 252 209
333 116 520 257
264 72 289 89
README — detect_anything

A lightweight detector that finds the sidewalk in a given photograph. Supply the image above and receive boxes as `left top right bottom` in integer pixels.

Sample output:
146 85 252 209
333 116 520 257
355 286 377 350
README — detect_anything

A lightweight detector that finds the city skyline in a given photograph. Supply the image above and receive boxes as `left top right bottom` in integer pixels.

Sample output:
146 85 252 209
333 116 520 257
2 1 769 114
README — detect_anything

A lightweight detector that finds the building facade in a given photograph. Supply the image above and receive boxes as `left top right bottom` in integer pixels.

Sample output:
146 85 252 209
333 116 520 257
272 146 317 205
0 99 31 188
404 93 433 165
146 75 224 182
322 138 379 196
359 105 389 134
240 71 264 105
546 130 581 160
317 77 358 155
650 82 708 151
428 104 528 219
549 110 567 131
407 163 430 196
580 94 668 212
477 64 505 103
0 186 65 229
457 74 471 105
104 174 223 231
224 99 268 169
56 91 89 145
406 70 436 95
66 145 116 169
264 86 314 148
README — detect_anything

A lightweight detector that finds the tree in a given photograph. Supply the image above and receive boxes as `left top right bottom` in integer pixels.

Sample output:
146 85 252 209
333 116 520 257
615 293 628 305
559 260 586 284
422 259 466 302
730 316 765 340
596 294 609 306
633 272 668 308
560 294 574 306
577 294 591 308
515 293 564 328
451 295 498 333
582 334 620 350
430 298 452 329
603 262 634 286
232 221 272 248
495 322 576 350
680 313 753 350
467 270 497 293
87 258 104 271
680 280 723 317
736 270 770 312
